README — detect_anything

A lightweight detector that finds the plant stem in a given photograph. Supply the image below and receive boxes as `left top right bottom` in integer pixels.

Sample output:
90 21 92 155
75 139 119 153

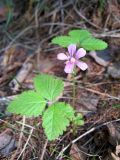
72 72 76 106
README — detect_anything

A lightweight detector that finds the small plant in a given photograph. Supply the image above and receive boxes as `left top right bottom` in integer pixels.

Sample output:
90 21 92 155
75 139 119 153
7 74 84 140
52 29 108 51
7 29 108 141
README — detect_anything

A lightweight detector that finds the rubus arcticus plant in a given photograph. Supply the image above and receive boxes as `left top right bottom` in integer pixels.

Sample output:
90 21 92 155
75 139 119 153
7 74 84 140
7 29 108 141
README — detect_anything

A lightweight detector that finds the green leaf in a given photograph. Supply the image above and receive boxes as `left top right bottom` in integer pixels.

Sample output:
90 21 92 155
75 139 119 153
42 102 74 140
81 38 108 51
5 0 13 28
51 36 79 47
73 113 84 126
5 9 13 28
112 104 120 108
34 74 64 101
69 29 92 42
7 91 46 117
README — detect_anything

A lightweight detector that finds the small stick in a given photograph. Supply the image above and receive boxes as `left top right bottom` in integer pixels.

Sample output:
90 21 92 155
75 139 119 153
17 128 34 160
84 88 120 100
74 6 101 29
57 119 120 159
10 116 26 160
39 139 48 160
9 62 33 92
49 11 57 34
64 81 120 100
59 0 64 23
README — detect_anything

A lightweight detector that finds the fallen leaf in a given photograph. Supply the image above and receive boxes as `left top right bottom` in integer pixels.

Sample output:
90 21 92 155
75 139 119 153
76 91 99 115
107 63 120 79
9 62 33 92
107 123 120 146
70 144 87 160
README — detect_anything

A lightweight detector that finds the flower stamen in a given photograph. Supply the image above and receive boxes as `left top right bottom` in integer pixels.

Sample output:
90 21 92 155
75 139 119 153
70 57 76 63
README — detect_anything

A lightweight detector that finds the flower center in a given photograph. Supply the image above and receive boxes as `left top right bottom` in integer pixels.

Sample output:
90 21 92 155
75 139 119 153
70 57 76 63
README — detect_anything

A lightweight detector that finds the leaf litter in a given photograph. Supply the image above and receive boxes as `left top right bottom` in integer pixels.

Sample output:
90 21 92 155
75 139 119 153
0 0 120 159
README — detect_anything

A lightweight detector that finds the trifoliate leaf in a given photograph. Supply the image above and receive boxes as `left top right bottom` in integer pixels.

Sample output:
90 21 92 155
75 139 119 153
7 91 46 117
81 38 108 51
51 36 79 47
34 74 64 101
69 29 92 42
42 102 74 140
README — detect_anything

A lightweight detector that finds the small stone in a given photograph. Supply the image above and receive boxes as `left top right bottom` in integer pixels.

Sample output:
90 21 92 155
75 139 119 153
0 129 17 156
107 63 120 79
1 138 16 156
89 49 112 66
0 98 12 119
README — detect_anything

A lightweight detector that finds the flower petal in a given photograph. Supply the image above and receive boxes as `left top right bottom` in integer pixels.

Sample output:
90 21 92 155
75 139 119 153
68 44 76 56
76 61 88 71
76 48 86 59
57 53 68 60
64 62 75 73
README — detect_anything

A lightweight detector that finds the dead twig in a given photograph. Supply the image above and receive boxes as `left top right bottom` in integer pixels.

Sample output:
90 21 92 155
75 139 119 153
9 62 33 92
39 139 48 160
74 6 101 29
17 127 34 160
57 119 120 159
49 11 57 35
4 25 36 53
84 87 120 100
59 0 64 23
64 81 120 100
10 116 26 160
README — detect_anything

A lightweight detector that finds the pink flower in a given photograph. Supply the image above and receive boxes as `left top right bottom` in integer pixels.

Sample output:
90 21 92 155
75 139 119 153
57 44 88 73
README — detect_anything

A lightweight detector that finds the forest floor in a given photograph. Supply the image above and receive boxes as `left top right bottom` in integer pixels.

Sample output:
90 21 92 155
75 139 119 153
0 0 120 159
